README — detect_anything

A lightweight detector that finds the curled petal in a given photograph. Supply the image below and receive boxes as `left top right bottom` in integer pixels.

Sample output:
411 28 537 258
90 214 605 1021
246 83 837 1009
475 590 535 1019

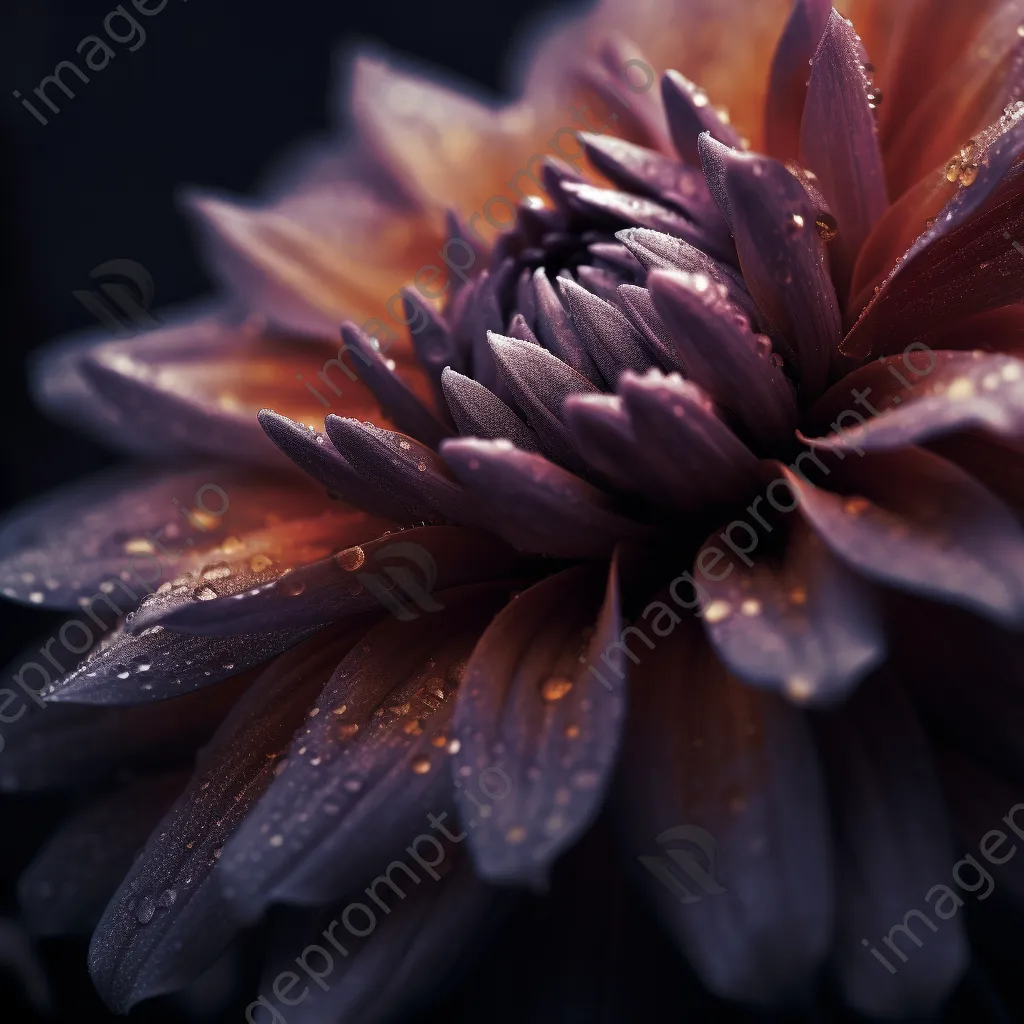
441 438 650 558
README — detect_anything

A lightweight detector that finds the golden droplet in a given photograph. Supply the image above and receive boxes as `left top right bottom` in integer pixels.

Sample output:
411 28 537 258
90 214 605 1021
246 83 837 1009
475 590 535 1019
704 600 732 624
946 377 976 401
337 723 360 740
788 586 808 606
564 724 581 739
506 826 527 843
221 536 244 554
124 537 155 555
250 554 273 573
785 676 815 702
958 164 979 187
843 497 870 516
411 754 432 775
430 734 448 748
541 677 574 702
815 213 838 243
740 599 762 617
403 719 425 736
945 158 963 183
335 546 365 571
331 704 348 716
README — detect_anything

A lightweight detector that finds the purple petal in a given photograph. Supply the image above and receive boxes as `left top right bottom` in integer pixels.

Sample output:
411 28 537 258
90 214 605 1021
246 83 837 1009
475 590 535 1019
661 70 743 165
401 287 464 396
563 394 654 495
88 630 363 1011
764 0 833 161
696 517 884 704
616 285 687 372
440 439 650 558
557 277 651 387
799 10 888 290
451 561 625 885
139 525 523 639
324 417 477 525
19 773 187 935
647 269 798 449
217 584 513 915
804 352 1024 454
532 270 604 385
817 672 968 1017
618 615 833 1004
722 150 840 395
339 323 452 450
487 333 597 473
258 410 414 523
785 448 1024 626
618 371 761 512
440 368 540 452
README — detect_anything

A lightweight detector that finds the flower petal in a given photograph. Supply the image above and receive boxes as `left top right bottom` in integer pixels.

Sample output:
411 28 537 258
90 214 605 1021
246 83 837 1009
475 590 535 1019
646 268 798 448
88 630 362 1011
799 10 889 290
440 369 540 451
451 561 625 886
661 70 743 165
804 352 1024 453
697 517 884 704
216 583 513 916
487 333 597 473
817 671 968 1017
339 323 452 450
722 150 840 394
18 773 187 935
764 0 832 162
784 447 1024 626
440 438 650 558
618 614 833 1005
532 269 605 385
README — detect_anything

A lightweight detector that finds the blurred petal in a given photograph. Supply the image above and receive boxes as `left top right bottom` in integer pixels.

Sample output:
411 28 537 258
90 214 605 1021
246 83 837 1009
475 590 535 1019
19 773 188 935
817 671 968 1017
618 614 833 1005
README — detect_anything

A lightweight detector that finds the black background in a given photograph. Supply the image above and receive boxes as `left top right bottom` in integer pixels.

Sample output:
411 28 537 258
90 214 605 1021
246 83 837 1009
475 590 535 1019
0 2 1022 1022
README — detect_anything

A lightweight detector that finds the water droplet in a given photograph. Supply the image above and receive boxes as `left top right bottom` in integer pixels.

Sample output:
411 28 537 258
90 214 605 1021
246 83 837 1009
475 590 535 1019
541 677 574 702
564 724 581 739
250 554 273 573
331 704 348 716
115 665 130 680
866 87 883 108
785 676 814 702
411 754 432 775
278 575 306 597
335 546 365 571
447 738 461 754
416 460 428 472
431 734 448 748
958 163 979 187
703 600 732 624
135 896 156 924
506 826 526 843
843 497 870 516
201 562 232 581
740 599 762 617
398 440 412 451
343 778 363 793
193 585 218 602
788 586 808 606
124 538 155 555
28 592 44 604
945 158 963 183
815 213 838 243
269 834 284 847
786 213 805 236
404 719 425 735
337 723 360 740
157 889 177 907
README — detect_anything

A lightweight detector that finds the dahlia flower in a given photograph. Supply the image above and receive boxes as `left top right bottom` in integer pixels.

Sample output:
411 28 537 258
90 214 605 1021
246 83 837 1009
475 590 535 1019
5 0 1024 1020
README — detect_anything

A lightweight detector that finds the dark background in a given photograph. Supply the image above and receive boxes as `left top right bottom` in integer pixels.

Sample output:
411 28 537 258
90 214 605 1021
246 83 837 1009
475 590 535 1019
0 2 1022 1022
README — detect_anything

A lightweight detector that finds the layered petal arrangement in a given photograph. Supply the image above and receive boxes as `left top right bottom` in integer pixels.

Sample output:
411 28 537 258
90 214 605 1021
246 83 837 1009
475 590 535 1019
7 0 1024 1020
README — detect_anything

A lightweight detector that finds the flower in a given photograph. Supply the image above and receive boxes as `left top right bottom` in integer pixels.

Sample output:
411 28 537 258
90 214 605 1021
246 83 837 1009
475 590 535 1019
5 0 1024 1020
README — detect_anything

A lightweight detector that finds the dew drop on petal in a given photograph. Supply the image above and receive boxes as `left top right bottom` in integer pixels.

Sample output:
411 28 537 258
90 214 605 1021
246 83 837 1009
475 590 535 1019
193 586 218 602
411 754 432 775
335 546 365 571
541 677 574 702
250 554 273 573
135 896 156 924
